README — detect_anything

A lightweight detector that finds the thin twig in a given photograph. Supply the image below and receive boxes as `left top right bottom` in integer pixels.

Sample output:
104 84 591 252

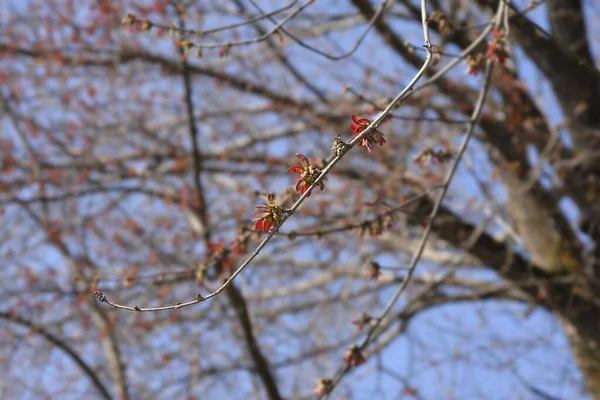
248 0 392 60
319 1 503 395
167 0 316 51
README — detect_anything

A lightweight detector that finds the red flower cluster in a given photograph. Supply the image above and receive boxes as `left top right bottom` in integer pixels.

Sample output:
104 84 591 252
486 28 508 64
252 193 284 232
351 114 386 152
288 153 324 197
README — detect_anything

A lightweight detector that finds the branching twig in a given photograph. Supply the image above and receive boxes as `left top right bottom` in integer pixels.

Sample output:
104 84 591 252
94 0 433 313
140 0 300 38
248 0 392 60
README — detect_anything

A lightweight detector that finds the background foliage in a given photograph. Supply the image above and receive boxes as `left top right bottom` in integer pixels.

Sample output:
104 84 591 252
1 0 600 399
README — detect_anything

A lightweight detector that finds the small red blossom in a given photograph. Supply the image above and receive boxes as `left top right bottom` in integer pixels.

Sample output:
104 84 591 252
366 261 381 280
252 193 284 232
122 12 136 26
195 263 207 284
402 386 420 397
343 345 366 367
174 39 191 49
288 153 324 197
428 10 454 35
359 216 390 237
313 378 333 396
352 313 373 330
207 239 231 269
174 39 193 60
431 44 441 66
230 235 248 255
413 147 454 168
464 53 485 76
141 20 153 32
351 114 386 152
486 28 508 64
218 44 231 57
